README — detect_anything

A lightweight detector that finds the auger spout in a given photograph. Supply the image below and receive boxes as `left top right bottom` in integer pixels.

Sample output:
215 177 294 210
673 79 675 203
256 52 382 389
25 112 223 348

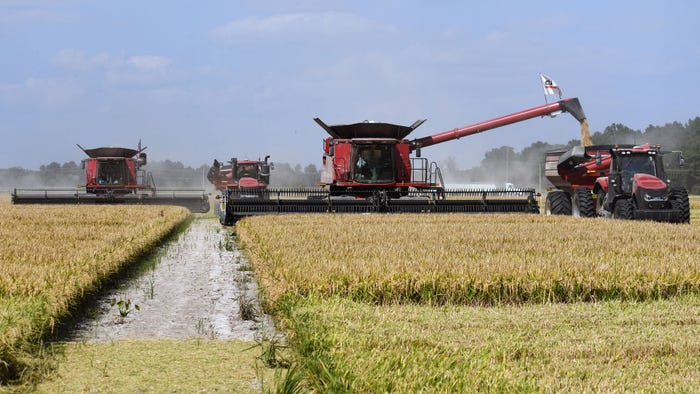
410 98 586 151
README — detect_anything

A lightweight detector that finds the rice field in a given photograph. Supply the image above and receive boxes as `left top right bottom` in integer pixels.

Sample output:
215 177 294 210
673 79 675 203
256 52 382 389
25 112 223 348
0 202 189 384
286 296 700 392
236 206 700 391
237 213 700 307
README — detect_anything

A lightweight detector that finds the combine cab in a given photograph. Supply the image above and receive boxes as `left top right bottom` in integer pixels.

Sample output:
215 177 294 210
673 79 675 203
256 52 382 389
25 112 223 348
12 144 210 213
218 98 587 224
545 144 689 223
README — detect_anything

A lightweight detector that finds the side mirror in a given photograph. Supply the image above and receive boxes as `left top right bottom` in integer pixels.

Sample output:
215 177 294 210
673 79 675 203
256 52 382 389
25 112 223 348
679 153 685 167
416 144 422 158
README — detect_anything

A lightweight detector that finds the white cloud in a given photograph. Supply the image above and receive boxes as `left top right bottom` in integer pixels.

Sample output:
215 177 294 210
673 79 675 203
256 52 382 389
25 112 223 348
51 49 118 71
210 11 399 44
127 55 173 73
50 49 174 86
0 77 85 108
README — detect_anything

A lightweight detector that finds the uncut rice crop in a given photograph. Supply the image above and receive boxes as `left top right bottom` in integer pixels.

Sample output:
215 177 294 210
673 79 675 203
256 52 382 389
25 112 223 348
0 203 188 383
236 213 700 307
286 296 700 393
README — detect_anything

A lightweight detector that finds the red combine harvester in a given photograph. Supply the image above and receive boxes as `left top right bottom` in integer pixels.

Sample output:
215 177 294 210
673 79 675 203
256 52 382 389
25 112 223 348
207 156 272 192
11 144 210 213
544 143 689 223
218 98 586 224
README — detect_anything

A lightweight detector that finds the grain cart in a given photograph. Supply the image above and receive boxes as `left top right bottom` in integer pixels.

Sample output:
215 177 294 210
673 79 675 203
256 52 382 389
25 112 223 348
218 98 586 224
544 143 689 223
12 144 210 213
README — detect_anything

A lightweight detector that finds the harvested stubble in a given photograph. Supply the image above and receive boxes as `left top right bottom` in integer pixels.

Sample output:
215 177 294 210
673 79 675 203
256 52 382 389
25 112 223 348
0 204 188 383
236 213 700 307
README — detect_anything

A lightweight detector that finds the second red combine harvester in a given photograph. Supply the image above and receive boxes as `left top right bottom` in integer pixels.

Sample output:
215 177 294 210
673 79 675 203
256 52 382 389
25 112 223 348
207 156 272 192
217 98 587 225
11 143 210 213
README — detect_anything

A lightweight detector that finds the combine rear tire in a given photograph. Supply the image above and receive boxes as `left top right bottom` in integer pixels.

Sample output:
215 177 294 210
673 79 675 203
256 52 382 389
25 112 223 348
572 188 595 218
613 199 634 220
669 187 691 224
545 191 572 215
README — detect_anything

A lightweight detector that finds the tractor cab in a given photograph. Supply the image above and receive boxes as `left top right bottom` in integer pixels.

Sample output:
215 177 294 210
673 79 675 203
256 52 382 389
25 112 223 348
609 146 666 195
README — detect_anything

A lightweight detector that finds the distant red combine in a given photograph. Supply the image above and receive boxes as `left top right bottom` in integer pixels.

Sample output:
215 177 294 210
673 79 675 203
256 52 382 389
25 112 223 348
12 143 210 213
207 156 272 192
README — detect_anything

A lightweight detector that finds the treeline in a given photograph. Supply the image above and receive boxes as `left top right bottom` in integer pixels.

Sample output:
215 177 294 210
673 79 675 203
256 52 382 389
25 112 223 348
441 117 700 194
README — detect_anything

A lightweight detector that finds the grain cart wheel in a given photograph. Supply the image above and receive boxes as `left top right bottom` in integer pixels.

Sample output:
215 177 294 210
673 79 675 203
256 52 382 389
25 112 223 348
669 187 690 224
613 198 634 220
572 188 595 218
545 191 572 215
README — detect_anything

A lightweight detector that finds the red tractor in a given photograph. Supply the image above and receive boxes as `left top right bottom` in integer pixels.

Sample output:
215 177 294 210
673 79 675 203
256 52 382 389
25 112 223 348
218 98 587 224
12 143 210 213
544 143 690 223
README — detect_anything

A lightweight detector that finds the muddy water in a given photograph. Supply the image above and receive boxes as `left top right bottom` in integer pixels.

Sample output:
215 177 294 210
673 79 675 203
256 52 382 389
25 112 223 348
67 218 274 342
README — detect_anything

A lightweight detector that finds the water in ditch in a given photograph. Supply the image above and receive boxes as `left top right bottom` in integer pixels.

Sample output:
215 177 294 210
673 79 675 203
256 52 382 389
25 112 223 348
65 217 275 342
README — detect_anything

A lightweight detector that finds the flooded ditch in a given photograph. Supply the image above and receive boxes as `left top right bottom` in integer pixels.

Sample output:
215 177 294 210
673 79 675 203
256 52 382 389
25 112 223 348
64 217 275 342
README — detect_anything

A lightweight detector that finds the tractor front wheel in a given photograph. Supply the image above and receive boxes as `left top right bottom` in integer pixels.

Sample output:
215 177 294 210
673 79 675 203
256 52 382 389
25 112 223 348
572 188 595 218
613 198 634 220
669 187 691 224
545 191 572 215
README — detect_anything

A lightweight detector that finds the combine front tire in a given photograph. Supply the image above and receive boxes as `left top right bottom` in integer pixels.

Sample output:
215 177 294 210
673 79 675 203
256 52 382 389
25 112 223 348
669 187 691 224
545 191 572 215
572 188 595 218
613 199 634 220
217 202 235 226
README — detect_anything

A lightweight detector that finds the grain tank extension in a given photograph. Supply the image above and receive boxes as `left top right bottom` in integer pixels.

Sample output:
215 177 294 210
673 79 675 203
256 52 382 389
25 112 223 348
219 98 586 224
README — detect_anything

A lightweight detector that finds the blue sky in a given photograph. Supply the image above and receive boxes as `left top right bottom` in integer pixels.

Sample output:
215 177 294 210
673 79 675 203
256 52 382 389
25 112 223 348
1 0 698 170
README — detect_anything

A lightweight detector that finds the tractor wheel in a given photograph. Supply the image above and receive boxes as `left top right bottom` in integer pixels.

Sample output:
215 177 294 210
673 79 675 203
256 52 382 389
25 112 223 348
545 191 572 215
572 188 595 218
595 192 610 218
669 187 691 224
613 198 634 220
